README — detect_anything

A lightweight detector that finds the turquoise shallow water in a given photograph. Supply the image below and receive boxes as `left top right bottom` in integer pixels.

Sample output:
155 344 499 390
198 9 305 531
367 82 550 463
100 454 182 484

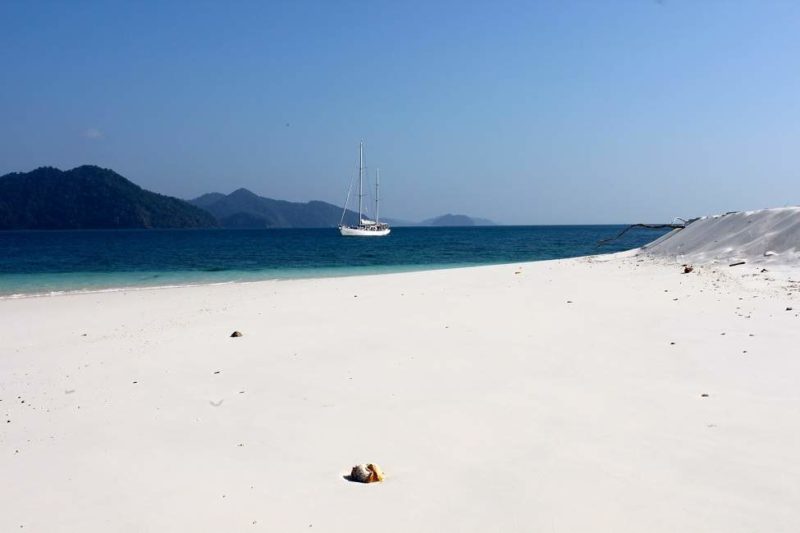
0 226 668 297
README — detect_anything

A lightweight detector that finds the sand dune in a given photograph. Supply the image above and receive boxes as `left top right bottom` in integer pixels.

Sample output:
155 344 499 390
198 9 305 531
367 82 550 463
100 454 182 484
645 206 800 267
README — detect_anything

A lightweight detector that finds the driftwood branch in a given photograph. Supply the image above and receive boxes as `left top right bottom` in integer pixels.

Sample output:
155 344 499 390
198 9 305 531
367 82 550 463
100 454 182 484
596 223 684 248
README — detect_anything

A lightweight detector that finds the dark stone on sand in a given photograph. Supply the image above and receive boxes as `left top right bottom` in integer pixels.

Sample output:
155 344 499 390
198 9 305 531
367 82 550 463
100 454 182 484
701 393 709 397
230 331 243 337
787 307 793 311
683 266 694 274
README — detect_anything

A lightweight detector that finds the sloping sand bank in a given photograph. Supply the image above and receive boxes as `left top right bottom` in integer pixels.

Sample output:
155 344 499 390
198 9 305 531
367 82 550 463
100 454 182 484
1 253 799 532
645 206 800 267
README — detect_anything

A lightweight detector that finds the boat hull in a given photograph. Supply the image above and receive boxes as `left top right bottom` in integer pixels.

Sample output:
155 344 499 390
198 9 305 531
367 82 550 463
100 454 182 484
339 226 391 237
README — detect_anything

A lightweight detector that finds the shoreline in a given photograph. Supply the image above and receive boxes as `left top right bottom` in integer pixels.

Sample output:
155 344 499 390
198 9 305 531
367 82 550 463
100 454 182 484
0 257 581 300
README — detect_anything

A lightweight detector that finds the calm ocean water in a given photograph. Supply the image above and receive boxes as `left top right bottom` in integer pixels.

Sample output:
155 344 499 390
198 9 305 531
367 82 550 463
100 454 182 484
0 226 668 297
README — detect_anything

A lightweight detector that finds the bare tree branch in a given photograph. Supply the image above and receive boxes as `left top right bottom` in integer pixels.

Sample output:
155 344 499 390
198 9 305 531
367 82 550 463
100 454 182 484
596 223 684 248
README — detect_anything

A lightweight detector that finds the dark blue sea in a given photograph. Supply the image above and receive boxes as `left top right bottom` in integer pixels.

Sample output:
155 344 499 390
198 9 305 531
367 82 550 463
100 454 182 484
0 226 668 297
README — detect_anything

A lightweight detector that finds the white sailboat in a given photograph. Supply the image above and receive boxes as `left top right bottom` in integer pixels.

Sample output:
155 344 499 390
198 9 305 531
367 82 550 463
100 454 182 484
339 141 391 237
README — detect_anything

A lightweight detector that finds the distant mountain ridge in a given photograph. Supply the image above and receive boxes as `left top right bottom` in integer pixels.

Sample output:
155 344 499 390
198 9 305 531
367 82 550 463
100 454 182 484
188 188 362 228
0 164 494 230
190 189 495 228
0 166 216 230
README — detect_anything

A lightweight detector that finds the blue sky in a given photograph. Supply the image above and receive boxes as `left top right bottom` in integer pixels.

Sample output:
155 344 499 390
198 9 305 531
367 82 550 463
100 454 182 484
1 1 799 224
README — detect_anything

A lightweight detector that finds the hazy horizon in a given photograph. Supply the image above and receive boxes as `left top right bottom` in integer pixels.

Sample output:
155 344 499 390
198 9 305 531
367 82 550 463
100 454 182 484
2 1 799 224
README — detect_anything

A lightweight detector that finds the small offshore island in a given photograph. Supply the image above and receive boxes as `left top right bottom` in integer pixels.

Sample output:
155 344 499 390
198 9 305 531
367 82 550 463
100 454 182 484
1 207 798 532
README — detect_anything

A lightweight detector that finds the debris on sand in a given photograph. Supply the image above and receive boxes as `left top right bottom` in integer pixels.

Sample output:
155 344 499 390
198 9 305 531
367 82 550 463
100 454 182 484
230 331 243 338
729 261 746 267
349 463 385 483
682 265 694 274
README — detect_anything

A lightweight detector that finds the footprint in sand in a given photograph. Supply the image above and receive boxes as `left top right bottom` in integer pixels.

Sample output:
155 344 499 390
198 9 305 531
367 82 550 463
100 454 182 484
209 399 224 407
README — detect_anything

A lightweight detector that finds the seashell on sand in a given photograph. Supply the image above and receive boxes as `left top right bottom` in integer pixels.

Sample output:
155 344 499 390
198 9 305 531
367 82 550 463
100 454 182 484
350 463 384 483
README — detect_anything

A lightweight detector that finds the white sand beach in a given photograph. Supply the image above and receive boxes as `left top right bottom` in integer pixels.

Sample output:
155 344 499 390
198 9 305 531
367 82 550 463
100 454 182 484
2 209 800 532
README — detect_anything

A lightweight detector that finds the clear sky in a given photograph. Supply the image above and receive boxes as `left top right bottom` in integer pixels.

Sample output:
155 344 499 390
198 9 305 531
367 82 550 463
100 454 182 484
1 1 799 224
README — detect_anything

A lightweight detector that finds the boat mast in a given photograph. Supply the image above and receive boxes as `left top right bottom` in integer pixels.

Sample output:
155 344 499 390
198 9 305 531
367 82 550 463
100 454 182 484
375 168 380 223
358 140 363 224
